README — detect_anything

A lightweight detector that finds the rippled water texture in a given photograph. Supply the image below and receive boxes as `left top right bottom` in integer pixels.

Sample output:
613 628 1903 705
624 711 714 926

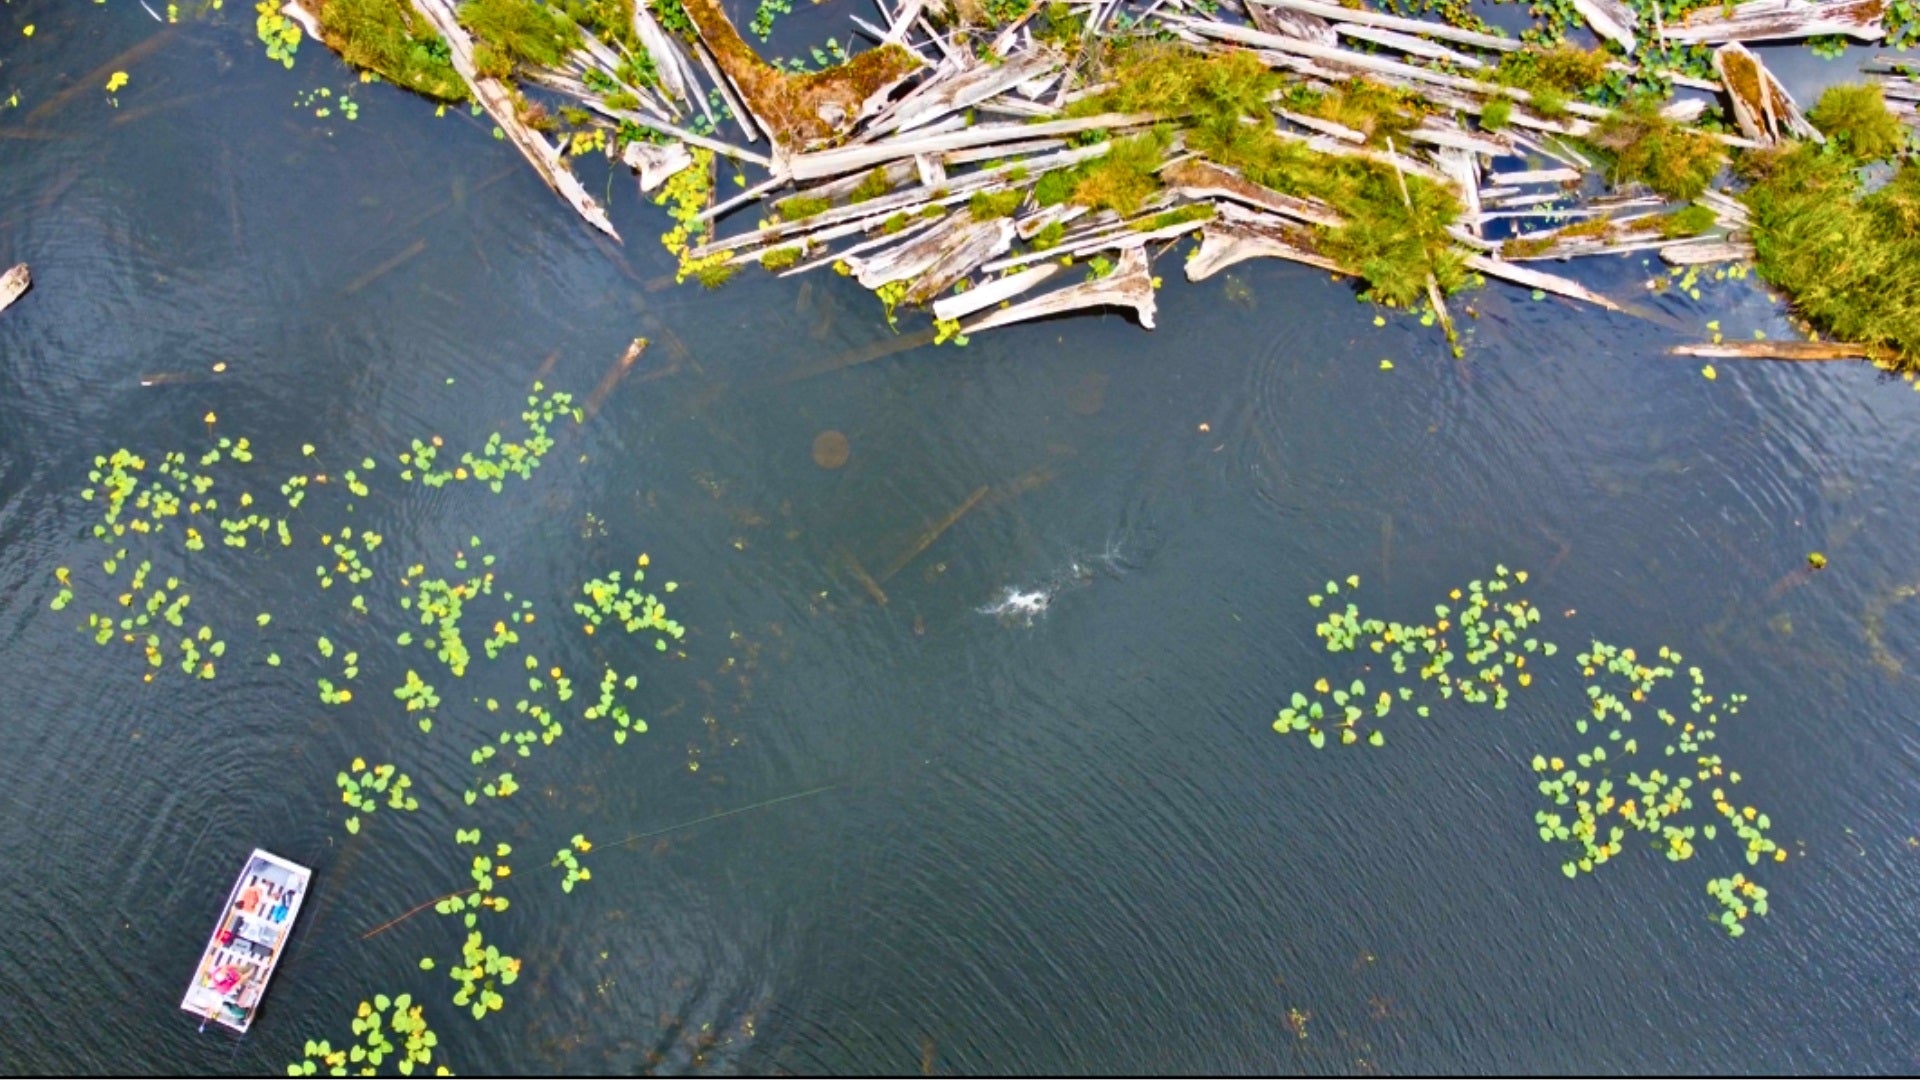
4 4 1920 1074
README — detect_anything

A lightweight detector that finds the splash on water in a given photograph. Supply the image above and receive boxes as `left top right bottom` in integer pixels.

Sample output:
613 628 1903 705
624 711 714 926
979 534 1141 627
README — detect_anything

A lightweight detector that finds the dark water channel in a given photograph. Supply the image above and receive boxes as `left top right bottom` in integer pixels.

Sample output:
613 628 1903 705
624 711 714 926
4 3 1920 1074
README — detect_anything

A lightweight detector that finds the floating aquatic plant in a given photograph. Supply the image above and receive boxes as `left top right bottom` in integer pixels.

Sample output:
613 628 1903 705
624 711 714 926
285 992 446 1077
574 558 684 648
1273 566 1785 936
550 835 593 893
337 758 418 835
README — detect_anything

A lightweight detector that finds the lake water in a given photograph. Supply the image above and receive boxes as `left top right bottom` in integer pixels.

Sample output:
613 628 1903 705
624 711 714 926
4 3 1920 1073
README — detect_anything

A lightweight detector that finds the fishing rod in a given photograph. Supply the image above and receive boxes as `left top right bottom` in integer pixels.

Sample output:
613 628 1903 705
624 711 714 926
359 779 847 940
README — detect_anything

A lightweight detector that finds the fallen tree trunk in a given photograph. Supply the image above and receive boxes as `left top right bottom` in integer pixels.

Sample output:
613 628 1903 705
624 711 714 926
1669 340 1878 360
965 244 1159 332
404 0 618 239
1659 0 1887 44
1467 254 1625 311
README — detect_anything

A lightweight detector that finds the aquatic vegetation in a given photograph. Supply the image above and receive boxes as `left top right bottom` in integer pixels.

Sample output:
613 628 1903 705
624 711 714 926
1273 566 1784 936
1740 144 1920 368
448 928 520 1020
257 0 302 70
1587 101 1724 200
457 0 580 72
313 0 466 101
658 149 734 285
550 835 593 892
337 759 418 834
55 384 690 1060
574 560 684 648
398 385 578 491
1807 83 1907 162
285 993 446 1076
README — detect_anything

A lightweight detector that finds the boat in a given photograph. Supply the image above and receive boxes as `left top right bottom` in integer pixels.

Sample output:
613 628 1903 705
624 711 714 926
179 848 311 1033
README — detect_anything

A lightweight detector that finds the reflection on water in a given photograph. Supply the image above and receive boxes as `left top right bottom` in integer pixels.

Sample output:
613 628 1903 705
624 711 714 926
5 4 1920 1076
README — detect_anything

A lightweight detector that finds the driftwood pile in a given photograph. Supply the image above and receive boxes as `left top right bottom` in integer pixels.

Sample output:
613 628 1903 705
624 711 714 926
295 0 1882 343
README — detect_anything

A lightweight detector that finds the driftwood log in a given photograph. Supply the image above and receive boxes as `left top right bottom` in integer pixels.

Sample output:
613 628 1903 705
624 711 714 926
0 263 28 316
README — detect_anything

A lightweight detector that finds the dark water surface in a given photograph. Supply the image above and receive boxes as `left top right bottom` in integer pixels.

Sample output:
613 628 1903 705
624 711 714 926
5 4 1920 1074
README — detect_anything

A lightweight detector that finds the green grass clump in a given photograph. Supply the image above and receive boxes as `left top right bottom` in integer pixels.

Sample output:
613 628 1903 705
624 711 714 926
317 0 467 101
1286 81 1427 147
774 194 832 220
1070 127 1174 216
1069 44 1281 126
1030 220 1066 249
1481 98 1512 132
880 212 910 234
694 260 737 289
457 0 580 71
1808 83 1908 161
759 246 802 270
1034 168 1078 207
1589 101 1724 200
1742 144 1920 365
851 168 893 203
969 189 1027 220
1654 204 1717 238
1184 117 1464 307
552 0 639 50
1490 44 1608 118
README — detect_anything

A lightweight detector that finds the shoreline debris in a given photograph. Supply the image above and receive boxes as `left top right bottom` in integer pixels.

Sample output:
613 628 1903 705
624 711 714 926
290 0 1912 361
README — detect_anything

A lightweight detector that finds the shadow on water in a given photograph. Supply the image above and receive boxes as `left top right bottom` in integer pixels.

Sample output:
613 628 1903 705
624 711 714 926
4 3 1920 1075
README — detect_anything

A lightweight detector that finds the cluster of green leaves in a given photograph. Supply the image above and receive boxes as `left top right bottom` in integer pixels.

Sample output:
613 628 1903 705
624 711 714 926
551 834 593 892
316 635 360 705
394 668 442 731
749 0 791 40
398 386 578 491
256 0 302 70
1275 566 1784 936
582 666 647 743
449 929 520 1020
574 559 683 648
286 993 445 1077
336 758 418 835
435 833 513 928
59 443 280 681
317 525 383 594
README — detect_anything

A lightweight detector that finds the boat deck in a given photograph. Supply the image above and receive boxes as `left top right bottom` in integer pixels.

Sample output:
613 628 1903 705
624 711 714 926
179 848 310 1034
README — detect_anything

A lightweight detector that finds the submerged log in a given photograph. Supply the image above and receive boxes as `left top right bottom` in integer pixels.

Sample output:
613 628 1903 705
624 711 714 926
964 244 1158 333
0 263 29 316
404 0 617 238
1660 0 1887 44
